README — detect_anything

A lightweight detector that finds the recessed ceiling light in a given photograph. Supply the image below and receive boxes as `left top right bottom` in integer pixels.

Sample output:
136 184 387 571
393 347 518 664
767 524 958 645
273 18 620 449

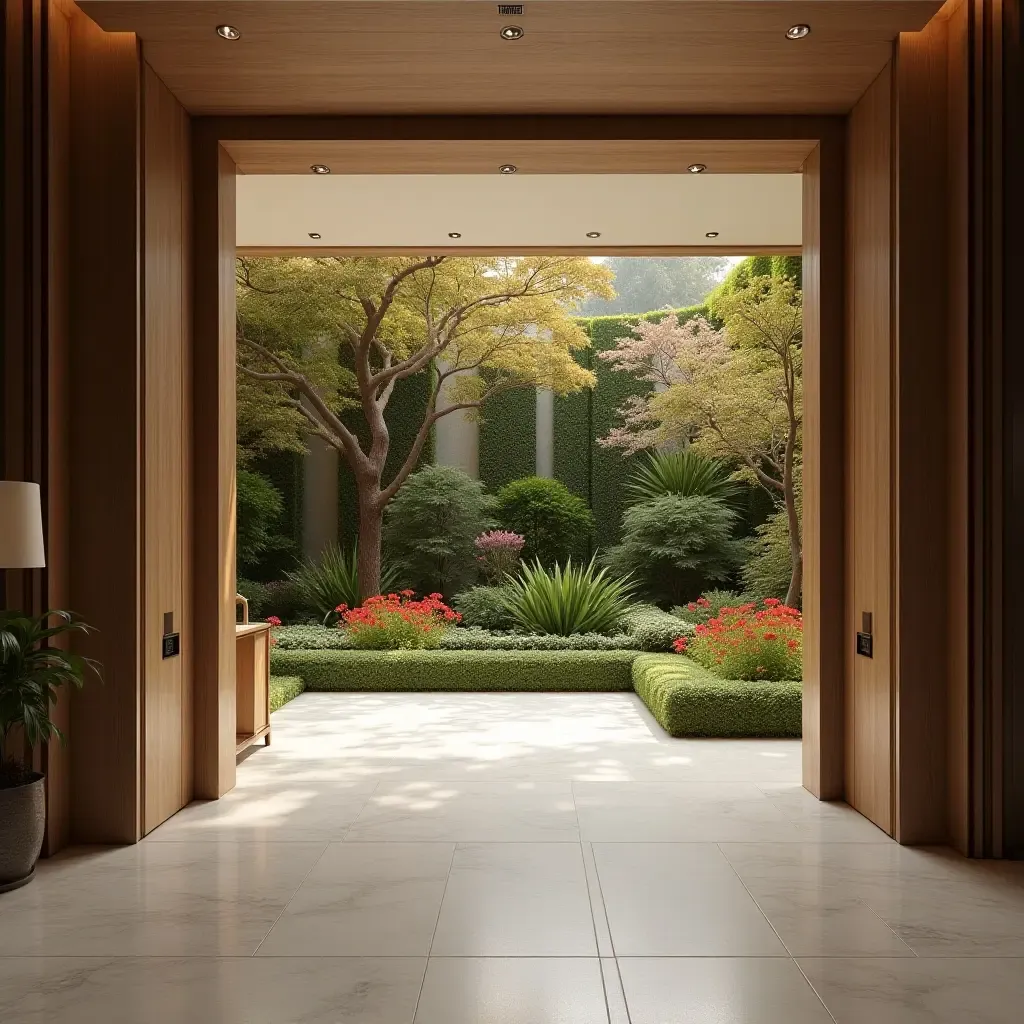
688 163 707 174
310 164 331 174
308 232 321 239
786 24 811 40
448 232 462 239
500 25 525 40
586 231 602 239
499 164 518 174
705 231 720 238
215 24 241 40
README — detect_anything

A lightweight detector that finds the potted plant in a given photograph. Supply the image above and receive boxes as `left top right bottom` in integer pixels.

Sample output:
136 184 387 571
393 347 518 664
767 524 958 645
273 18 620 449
0 610 98 893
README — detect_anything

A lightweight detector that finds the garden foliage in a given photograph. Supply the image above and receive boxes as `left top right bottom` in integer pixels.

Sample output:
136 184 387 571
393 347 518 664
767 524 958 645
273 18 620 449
286 543 395 624
338 592 461 650
494 476 594 567
452 585 517 631
620 604 697 652
474 530 525 583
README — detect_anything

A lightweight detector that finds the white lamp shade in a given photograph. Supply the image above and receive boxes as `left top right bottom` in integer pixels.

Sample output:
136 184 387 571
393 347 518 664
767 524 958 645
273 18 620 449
0 481 46 568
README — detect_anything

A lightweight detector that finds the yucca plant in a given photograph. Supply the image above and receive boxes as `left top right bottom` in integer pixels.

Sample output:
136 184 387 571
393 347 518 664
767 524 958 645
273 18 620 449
286 543 398 624
1 611 99 785
626 449 741 505
504 558 636 636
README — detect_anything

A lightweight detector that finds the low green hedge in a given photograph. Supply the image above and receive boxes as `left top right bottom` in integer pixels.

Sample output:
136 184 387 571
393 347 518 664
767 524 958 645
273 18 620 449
270 648 640 692
632 654 801 737
269 675 305 712
620 605 694 651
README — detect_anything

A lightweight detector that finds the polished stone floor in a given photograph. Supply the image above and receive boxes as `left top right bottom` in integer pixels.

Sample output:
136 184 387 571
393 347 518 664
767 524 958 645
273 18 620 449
2 691 1023 1022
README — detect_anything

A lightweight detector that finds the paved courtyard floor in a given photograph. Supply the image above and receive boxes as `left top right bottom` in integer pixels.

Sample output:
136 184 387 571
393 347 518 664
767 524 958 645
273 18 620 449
2 691 1023 1022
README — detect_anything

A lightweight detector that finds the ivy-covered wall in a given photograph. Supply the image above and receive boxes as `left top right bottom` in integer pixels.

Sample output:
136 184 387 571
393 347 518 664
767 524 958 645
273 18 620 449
479 388 536 493
248 449 304 581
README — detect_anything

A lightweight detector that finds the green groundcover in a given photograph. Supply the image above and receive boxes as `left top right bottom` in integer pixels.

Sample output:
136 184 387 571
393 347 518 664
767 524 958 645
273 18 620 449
269 647 802 737
269 675 305 712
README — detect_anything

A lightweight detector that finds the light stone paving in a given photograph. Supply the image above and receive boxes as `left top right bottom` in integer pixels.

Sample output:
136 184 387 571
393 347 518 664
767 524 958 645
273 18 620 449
2 691 1022 1022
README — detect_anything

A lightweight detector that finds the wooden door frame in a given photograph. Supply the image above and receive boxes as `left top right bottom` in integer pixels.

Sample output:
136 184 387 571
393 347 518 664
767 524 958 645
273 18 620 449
191 114 847 804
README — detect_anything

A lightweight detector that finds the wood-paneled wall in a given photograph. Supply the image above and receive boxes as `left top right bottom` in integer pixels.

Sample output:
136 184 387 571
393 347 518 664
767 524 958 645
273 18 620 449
845 63 895 835
141 63 193 834
192 131 237 800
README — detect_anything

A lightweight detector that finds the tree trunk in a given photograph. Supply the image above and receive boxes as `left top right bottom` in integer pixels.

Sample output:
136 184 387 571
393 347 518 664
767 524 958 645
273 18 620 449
783 465 802 609
356 491 384 600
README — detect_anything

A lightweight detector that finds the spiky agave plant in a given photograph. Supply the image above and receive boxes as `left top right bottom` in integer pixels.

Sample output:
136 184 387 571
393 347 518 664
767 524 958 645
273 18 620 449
286 543 399 624
0 611 99 786
504 558 636 636
625 449 741 505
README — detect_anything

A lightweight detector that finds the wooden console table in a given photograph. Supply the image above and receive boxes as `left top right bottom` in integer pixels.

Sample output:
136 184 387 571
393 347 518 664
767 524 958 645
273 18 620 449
235 621 272 755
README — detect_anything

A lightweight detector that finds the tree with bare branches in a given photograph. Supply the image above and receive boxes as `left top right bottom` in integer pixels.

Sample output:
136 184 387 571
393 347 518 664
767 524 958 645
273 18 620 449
236 255 613 597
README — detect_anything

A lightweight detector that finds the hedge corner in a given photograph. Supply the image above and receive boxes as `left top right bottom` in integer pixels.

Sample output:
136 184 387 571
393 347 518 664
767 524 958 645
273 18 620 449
632 654 802 738
269 675 306 713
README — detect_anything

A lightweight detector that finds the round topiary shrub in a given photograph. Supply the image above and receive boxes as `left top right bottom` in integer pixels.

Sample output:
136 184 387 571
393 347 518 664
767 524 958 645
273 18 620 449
495 476 594 566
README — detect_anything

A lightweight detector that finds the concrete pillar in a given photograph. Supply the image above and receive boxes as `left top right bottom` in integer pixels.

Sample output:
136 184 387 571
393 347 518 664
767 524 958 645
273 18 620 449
302 429 339 559
434 364 480 477
536 387 554 477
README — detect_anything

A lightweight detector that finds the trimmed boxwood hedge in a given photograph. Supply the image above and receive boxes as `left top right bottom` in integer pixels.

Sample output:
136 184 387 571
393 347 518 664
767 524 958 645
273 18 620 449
270 648 640 692
632 654 801 738
270 675 306 712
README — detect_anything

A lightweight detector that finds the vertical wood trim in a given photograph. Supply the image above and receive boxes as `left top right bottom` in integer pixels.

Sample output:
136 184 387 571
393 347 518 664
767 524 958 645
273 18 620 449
801 136 846 801
893 16 952 845
141 61 193 834
192 130 237 799
845 63 895 834
67 14 142 844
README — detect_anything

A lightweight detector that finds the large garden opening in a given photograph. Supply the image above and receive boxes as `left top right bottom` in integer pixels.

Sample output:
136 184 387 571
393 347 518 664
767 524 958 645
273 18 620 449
226 159 815 788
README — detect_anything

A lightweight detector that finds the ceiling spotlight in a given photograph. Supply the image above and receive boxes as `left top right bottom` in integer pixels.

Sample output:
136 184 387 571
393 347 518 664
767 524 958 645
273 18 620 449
500 25 525 40
688 163 707 174
215 24 241 40
499 164 518 174
586 231 602 239
705 231 720 238
308 232 321 239
448 232 462 239
786 24 811 40
310 164 331 174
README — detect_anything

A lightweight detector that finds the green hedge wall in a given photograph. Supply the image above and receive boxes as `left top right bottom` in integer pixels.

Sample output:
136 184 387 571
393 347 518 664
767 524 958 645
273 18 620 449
269 675 306 712
479 387 536 492
632 654 802 737
248 450 304 581
270 648 640 692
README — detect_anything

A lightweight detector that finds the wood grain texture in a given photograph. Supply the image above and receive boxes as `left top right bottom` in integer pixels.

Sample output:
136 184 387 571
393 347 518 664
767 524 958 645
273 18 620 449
192 131 238 799
222 138 817 175
800 138 847 801
844 62 894 835
944 0 970 856
141 62 194 835
67 13 143 844
893 13 950 844
80 1 942 116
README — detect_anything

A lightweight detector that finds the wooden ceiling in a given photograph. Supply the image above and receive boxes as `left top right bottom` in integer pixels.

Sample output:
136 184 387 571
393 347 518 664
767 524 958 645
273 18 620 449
81 1 943 117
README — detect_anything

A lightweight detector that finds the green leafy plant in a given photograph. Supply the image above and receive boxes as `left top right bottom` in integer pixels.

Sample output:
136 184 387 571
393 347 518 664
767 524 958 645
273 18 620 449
672 589 744 625
625 449 742 505
603 494 746 606
0 611 99 787
384 465 495 599
495 476 594 566
620 604 697 652
504 558 635 636
453 585 517 631
237 468 291 572
286 543 397 624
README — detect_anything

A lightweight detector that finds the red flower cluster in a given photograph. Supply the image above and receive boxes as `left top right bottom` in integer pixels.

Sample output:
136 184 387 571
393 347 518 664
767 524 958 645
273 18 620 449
337 592 460 650
677 598 803 682
685 597 712 613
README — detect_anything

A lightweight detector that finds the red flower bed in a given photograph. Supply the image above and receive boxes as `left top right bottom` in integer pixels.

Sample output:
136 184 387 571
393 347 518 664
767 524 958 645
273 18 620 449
337 591 461 650
675 598 803 681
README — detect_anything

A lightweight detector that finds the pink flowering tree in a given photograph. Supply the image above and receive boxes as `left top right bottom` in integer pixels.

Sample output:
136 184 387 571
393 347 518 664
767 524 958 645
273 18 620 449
474 530 526 583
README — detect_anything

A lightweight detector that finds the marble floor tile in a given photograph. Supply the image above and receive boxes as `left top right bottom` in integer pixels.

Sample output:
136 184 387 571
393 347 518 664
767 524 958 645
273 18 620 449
574 781 802 842
256 842 454 956
0 841 326 956
430 842 597 955
798 957 1024 1023
414 957 609 1024
345 781 580 842
0 956 426 1024
593 843 787 955
147 779 379 842
758 783 895 842
619 957 834 1024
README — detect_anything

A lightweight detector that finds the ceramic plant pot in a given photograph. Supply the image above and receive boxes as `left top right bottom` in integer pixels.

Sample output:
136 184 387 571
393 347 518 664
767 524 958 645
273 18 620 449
0 772 45 893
